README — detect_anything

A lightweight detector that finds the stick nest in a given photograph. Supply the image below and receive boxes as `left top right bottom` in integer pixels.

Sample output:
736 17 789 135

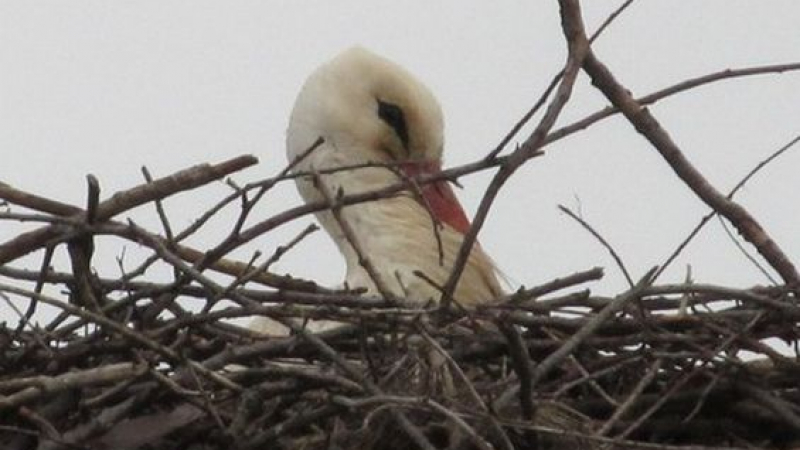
0 155 798 450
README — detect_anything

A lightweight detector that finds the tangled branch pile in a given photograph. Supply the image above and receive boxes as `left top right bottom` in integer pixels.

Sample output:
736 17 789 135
2 1 800 449
0 151 797 450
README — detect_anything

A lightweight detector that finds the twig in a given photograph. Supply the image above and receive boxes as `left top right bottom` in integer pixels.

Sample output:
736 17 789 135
558 204 634 287
0 363 146 410
656 133 800 282
596 358 663 436
502 266 604 307
440 0 591 308
545 62 800 148
577 29 800 286
312 171 400 305
0 155 259 265
495 266 657 411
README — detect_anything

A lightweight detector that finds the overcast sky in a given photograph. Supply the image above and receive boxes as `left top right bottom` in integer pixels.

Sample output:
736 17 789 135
2 2 800 306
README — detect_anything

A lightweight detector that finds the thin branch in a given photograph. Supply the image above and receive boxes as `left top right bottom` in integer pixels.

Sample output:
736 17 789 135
440 0 591 308
558 204 634 287
578 34 799 286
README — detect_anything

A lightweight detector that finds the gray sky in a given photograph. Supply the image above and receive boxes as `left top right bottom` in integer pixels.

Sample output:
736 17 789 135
2 1 800 304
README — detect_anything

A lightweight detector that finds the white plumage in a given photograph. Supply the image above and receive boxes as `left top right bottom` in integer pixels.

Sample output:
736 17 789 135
289 47 502 304
254 48 502 334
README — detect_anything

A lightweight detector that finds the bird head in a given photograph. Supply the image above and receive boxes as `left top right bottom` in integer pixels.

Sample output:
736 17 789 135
287 46 445 168
287 47 470 234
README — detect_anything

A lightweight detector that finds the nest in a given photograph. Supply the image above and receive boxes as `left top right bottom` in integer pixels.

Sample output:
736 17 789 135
0 153 798 450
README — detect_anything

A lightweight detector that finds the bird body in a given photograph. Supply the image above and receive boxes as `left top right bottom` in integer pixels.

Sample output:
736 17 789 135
286 47 502 307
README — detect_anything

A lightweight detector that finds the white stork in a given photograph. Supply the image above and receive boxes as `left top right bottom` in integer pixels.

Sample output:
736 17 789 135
253 47 502 334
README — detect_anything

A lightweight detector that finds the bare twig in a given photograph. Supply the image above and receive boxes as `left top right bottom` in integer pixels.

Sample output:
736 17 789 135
440 0 591 308
576 29 800 285
558 204 634 287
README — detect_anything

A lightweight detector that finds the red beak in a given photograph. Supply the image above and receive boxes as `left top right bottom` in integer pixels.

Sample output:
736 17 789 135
398 161 471 235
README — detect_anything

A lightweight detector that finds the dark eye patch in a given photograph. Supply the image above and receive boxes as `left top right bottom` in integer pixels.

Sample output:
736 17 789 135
377 100 409 150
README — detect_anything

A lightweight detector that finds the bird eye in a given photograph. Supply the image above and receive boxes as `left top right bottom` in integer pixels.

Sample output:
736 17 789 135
377 100 409 150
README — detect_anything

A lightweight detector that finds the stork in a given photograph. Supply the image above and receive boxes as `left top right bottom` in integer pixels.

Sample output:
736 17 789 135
252 48 502 335
288 47 501 304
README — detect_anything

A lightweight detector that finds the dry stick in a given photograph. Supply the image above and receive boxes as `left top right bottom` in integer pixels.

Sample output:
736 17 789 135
238 404 343 449
0 181 82 217
141 166 175 242
482 307 797 339
235 137 324 236
484 70 563 161
614 373 699 442
736 381 800 431
220 222 319 295
531 267 656 385
266 342 432 446
80 295 790 338
0 155 258 265
729 134 800 197
331 394 496 450
553 355 643 401
656 133 800 282
16 406 64 445
643 284 798 315
0 157 321 292
483 0 635 162
0 264 386 310
0 282 242 394
251 338 437 449
502 266 604 305
38 392 147 450
2 60 797 277
440 0 590 309
0 363 146 410
311 172 400 304
219 154 509 270
417 327 515 450
595 358 663 436
658 138 800 285
116 222 436 450
2 148 501 296
545 62 800 148
391 165 446 265
558 201 663 347
699 311 799 373
589 0 636 42
139 161 511 293
498 323 535 420
717 217 778 284
173 139 327 290
577 42 800 286
14 244 56 336
681 372 722 424
616 309 770 440
66 175 103 312
465 412 749 450
117 140 324 286
494 267 657 411
537 326 620 407
569 355 618 406
558 204 634 287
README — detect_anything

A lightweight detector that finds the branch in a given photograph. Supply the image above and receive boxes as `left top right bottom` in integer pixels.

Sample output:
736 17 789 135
439 0 591 308
575 30 799 286
0 155 258 265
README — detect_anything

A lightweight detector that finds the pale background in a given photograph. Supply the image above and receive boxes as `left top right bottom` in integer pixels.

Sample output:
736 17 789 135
2 2 800 314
